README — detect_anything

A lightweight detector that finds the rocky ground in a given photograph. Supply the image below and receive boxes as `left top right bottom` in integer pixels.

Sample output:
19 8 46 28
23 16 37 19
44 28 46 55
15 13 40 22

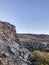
0 21 31 65
18 34 49 52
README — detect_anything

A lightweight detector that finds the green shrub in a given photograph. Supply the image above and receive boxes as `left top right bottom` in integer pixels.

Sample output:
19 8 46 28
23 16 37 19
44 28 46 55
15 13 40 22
31 50 49 65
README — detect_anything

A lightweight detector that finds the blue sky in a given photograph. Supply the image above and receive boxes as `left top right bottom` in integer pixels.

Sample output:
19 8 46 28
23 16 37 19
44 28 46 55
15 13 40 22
0 0 49 34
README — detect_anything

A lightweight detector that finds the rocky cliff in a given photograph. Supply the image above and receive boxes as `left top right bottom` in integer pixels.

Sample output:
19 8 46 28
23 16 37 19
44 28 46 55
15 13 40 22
0 21 19 42
0 21 31 65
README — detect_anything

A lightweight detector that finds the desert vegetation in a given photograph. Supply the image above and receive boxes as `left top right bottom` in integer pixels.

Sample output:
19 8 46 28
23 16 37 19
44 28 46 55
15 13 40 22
31 50 49 65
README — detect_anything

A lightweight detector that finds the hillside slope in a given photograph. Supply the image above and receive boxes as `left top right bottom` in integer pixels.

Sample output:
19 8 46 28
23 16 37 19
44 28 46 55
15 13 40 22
18 34 49 41
0 21 31 65
18 34 49 52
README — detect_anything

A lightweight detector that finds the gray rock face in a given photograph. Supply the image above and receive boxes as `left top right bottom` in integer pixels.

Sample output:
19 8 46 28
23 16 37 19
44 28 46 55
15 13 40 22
0 21 31 65
0 34 31 65
0 21 19 42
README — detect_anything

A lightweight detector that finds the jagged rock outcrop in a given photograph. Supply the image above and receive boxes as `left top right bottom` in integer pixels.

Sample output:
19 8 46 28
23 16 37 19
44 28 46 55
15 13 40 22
0 21 31 65
0 21 19 42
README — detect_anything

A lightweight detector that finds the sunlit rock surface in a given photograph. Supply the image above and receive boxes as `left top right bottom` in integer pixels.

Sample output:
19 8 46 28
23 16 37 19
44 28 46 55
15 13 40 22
0 21 31 65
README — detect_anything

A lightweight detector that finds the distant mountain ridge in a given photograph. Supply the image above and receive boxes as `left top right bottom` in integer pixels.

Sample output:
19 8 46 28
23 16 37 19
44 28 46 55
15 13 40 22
18 34 49 42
